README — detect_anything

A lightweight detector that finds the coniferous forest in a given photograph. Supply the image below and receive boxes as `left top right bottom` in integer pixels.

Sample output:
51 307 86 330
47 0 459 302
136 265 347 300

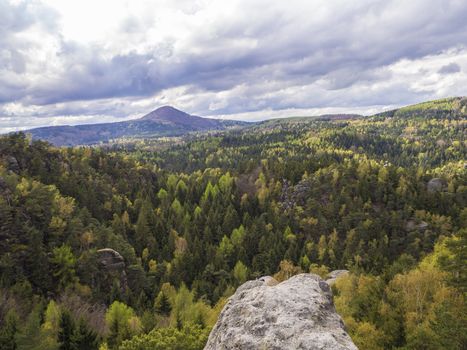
0 99 466 350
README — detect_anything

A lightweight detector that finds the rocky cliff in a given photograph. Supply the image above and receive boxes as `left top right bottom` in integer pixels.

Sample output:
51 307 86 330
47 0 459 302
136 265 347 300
205 273 357 350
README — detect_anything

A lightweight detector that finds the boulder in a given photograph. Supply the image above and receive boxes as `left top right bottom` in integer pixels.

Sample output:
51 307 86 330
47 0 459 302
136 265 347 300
205 274 357 350
427 178 445 193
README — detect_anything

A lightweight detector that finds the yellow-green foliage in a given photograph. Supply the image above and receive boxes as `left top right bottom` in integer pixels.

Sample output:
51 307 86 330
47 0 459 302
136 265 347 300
309 264 329 279
233 261 249 284
343 319 385 350
273 260 303 282
0 104 465 350
396 97 459 113
334 238 467 350
165 283 225 329
105 301 142 348
119 324 209 350
43 300 61 336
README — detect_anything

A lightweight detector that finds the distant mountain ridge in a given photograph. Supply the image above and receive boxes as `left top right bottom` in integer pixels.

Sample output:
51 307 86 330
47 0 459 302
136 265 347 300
141 106 221 128
17 97 467 146
25 106 248 146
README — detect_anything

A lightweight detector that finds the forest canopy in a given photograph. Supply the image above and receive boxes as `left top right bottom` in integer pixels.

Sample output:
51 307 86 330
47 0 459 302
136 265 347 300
0 106 465 349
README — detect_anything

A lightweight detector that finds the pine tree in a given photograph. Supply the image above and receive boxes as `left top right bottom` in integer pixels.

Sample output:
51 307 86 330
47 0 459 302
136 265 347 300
439 229 467 294
72 319 99 350
50 244 78 291
106 301 140 349
154 291 172 316
135 199 157 254
233 260 248 284
0 197 13 254
58 311 75 350
0 310 18 350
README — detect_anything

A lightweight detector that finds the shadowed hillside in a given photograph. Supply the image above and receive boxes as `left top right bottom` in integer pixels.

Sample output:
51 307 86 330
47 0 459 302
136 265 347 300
23 106 249 146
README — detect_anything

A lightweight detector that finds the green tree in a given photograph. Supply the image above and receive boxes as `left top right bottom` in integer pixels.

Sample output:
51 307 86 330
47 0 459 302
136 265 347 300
43 300 61 338
233 261 248 284
105 301 141 349
58 311 75 350
154 291 172 316
134 200 156 254
119 324 209 350
438 229 467 294
50 245 77 291
72 319 99 350
0 310 18 350
16 304 57 350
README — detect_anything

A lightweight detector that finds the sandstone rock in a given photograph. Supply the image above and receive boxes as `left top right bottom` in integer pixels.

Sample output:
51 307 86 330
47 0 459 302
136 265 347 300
205 273 357 350
0 176 8 192
96 248 127 292
427 178 445 193
7 156 19 172
96 248 125 270
326 270 350 286
257 276 278 286
405 220 429 231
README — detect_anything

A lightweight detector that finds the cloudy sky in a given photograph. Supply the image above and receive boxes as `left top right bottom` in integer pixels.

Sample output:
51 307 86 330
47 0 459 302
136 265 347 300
1 0 467 132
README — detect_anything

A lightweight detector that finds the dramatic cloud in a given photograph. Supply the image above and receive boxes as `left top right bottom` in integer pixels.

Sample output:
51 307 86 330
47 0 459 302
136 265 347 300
1 0 467 131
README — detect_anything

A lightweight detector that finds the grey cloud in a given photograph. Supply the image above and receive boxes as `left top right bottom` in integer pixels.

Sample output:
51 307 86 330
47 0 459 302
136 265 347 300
0 0 58 103
1 0 467 128
438 62 461 74
16 1 467 102
31 51 161 104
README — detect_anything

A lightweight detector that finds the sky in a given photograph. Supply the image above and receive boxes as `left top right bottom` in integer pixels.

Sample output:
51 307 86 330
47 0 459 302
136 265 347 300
1 0 467 132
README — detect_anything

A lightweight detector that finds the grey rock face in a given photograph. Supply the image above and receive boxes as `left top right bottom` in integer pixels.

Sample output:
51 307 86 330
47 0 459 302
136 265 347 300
97 248 125 270
96 248 128 292
205 273 357 350
5 156 19 173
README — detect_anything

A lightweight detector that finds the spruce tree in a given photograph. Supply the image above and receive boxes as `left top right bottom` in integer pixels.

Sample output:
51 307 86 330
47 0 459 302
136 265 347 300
0 310 18 350
58 311 75 350
154 291 172 316
72 319 99 350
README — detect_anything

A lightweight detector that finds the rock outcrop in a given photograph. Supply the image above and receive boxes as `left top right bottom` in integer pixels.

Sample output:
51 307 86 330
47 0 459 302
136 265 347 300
427 178 445 192
205 273 357 350
2 156 20 173
97 248 125 270
405 220 429 231
96 248 128 292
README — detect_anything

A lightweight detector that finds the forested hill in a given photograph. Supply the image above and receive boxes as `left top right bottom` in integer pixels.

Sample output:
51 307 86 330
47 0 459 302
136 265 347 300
0 98 466 349
375 96 467 118
23 106 248 146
